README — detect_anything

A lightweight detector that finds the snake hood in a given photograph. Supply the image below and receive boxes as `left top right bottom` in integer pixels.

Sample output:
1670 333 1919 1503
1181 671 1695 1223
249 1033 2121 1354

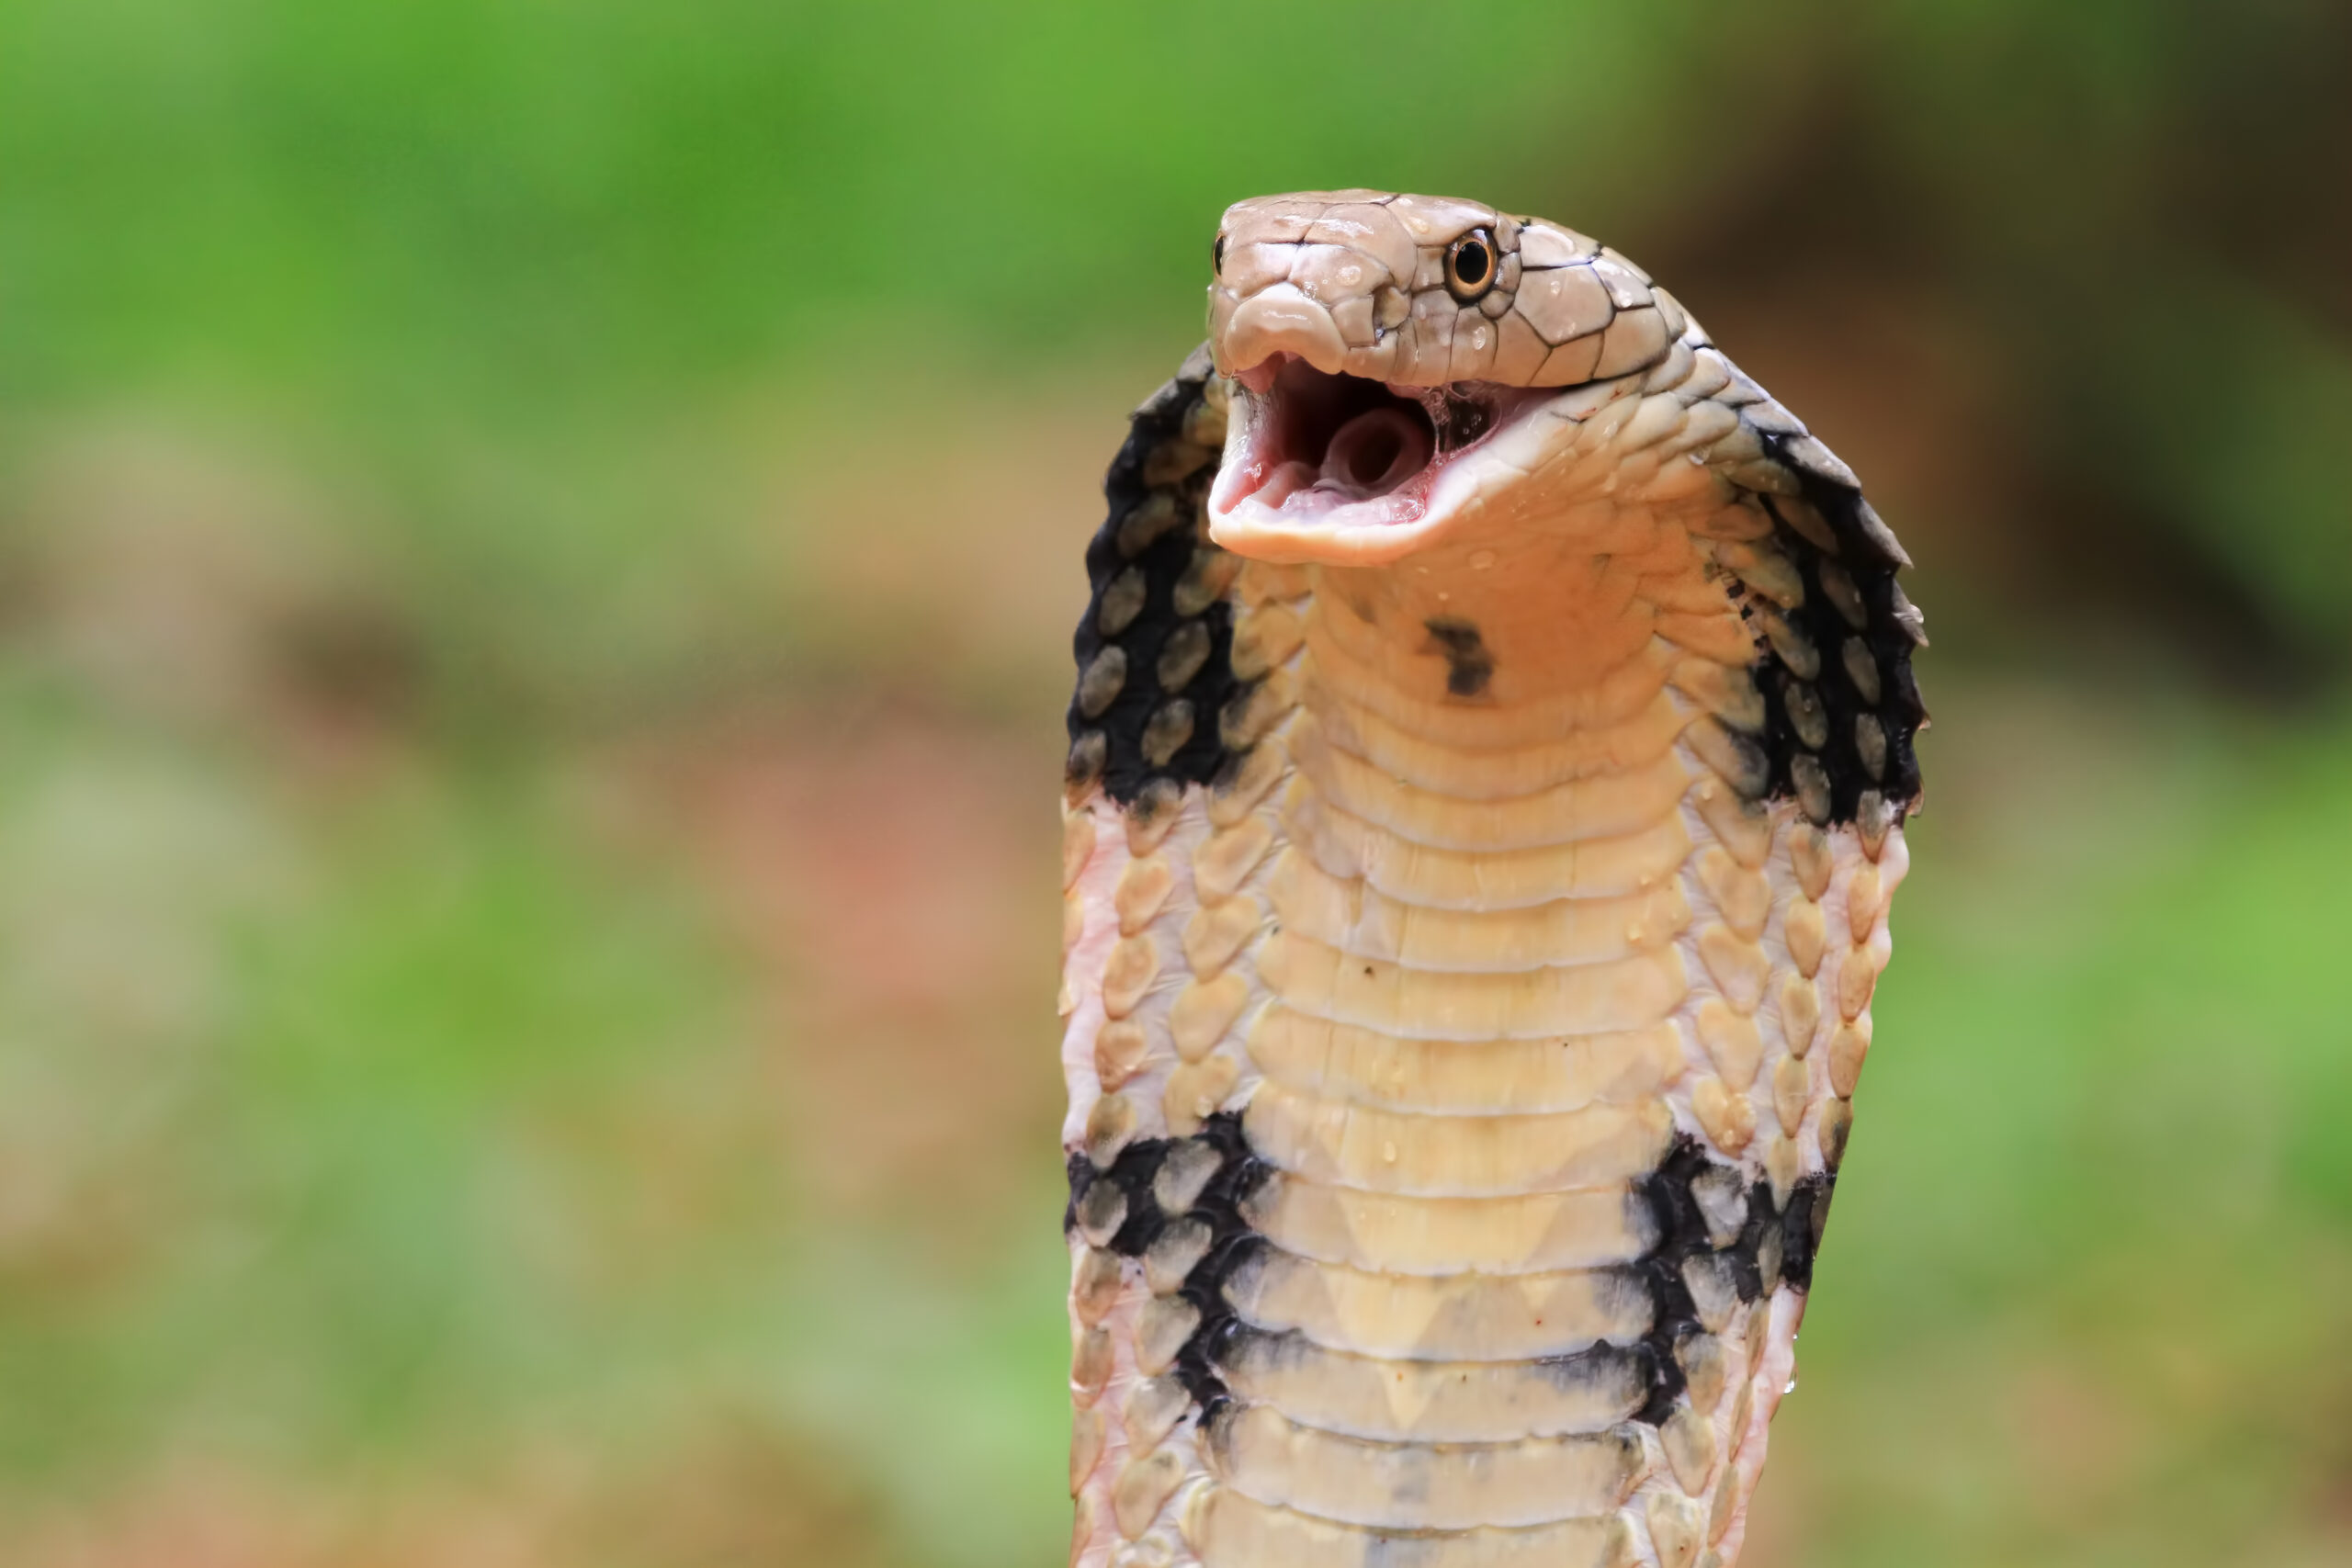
1058 189 1927 1568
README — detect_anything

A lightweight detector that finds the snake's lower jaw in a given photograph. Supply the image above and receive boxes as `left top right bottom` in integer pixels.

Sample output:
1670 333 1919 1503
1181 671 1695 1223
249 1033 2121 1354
1208 356 1552 567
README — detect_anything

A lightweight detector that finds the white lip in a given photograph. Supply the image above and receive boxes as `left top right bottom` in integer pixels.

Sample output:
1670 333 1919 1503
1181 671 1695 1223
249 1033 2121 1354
1206 358 1547 566
1208 455 1449 566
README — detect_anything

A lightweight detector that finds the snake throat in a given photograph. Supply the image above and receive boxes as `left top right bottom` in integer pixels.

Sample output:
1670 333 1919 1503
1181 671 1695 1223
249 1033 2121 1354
1060 189 1924 1568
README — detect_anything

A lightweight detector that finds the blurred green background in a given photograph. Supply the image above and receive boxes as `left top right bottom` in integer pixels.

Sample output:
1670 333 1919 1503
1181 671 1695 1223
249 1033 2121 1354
1 2 2348 1563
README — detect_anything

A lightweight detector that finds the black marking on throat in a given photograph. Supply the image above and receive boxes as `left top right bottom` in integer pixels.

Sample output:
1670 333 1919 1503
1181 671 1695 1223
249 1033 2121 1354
1064 1112 1265 1423
1421 615 1494 698
1070 1122 1840 1433
1631 1135 1833 1424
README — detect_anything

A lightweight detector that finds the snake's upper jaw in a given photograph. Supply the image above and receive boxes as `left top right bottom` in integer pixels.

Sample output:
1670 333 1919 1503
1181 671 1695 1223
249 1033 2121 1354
1207 353 1552 567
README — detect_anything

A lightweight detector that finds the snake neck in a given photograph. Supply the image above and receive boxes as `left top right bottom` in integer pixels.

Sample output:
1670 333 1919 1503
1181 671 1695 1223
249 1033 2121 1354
1241 537 1705 1169
1059 339 1923 1568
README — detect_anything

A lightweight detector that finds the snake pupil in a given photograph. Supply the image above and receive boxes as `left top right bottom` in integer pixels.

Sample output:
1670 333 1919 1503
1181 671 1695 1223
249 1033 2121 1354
1213 233 1227 275
1446 230 1497 300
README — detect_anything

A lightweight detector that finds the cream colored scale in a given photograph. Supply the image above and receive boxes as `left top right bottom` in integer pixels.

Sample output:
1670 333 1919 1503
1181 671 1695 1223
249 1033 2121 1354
1223 558 1692 1558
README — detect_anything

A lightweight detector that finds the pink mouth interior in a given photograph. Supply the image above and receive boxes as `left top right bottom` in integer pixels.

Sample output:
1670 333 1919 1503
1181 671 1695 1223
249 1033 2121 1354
1222 355 1533 529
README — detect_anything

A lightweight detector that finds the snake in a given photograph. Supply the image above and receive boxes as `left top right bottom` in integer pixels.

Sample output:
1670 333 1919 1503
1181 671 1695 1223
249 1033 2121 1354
1057 190 1926 1568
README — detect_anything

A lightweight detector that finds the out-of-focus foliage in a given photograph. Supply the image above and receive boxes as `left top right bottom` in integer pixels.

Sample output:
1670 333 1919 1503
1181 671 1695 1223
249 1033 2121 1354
6 0 2347 686
0 3 2346 1565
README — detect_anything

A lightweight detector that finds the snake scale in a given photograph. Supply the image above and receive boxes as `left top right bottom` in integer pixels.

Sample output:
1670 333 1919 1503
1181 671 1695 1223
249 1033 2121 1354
1057 190 1926 1568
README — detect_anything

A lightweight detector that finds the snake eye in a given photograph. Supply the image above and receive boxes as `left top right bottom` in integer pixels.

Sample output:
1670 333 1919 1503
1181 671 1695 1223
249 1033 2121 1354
1213 232 1227 276
1445 230 1498 301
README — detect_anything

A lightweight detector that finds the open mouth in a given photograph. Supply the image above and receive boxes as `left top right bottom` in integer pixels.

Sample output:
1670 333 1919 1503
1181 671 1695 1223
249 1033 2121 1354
1208 355 1547 552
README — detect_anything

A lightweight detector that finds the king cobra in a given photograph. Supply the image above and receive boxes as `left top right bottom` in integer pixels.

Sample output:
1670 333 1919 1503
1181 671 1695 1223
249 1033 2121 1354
1057 190 1925 1568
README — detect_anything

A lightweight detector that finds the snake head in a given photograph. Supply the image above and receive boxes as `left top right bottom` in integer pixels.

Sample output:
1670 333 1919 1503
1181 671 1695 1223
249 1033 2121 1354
1205 189 1689 567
